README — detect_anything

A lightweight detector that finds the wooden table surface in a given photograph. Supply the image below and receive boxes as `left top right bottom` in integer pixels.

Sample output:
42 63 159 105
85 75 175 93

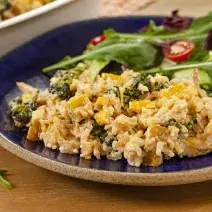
1 0 212 211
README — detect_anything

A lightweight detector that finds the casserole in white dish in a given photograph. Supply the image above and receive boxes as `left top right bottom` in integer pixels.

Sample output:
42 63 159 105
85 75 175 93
0 0 101 56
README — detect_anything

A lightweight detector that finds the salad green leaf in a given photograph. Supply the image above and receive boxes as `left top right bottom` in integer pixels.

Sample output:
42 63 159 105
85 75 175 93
88 60 110 82
142 61 212 75
43 40 161 73
173 69 212 88
88 41 161 70
187 36 210 62
43 56 74 74
189 12 212 31
0 170 7 175
0 170 14 190
162 61 212 76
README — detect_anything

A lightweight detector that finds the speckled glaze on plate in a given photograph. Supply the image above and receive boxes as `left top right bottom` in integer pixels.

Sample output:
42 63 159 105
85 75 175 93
1 16 212 186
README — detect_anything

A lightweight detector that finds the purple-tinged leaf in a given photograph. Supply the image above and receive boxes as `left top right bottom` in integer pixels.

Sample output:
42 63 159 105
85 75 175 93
163 10 192 32
203 31 212 50
121 65 127 71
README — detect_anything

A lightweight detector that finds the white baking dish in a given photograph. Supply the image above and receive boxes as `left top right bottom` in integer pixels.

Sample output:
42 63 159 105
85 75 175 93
0 0 102 56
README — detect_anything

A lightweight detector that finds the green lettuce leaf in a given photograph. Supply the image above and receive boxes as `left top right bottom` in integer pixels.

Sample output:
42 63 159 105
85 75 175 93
43 40 161 73
88 60 110 82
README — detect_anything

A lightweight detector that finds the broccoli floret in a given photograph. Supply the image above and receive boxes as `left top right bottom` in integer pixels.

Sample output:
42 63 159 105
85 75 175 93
166 118 197 131
105 139 113 147
105 86 120 99
91 120 108 143
11 105 32 124
151 81 169 92
49 63 86 100
91 119 116 146
123 73 151 104
167 118 177 126
10 99 36 127
105 136 117 147
166 118 182 129
187 118 197 130
49 83 72 100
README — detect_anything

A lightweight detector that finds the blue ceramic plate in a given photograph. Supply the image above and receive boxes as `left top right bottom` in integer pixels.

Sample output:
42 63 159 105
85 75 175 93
1 16 212 186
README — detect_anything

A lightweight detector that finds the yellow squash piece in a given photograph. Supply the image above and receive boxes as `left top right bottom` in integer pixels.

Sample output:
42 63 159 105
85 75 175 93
96 97 109 106
160 84 187 98
102 73 122 82
149 123 169 139
69 95 88 110
27 109 45 141
160 84 198 100
129 100 151 113
187 137 197 148
95 110 110 126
